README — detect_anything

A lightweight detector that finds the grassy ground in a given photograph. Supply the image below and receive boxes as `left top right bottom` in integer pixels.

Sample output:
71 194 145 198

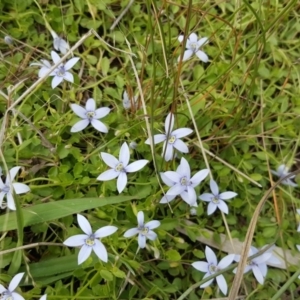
0 0 300 299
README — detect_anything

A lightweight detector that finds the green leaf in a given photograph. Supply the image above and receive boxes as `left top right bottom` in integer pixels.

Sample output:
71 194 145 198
100 270 113 281
0 195 139 232
165 249 181 261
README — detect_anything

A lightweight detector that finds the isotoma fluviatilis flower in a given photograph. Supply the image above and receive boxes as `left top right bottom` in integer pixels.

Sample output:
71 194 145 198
30 59 52 78
123 91 138 110
97 142 148 193
160 157 209 206
0 272 25 300
145 112 193 161
63 214 118 265
40 295 47 300
192 246 234 295
70 98 110 133
0 166 30 210
233 245 281 284
124 211 160 248
271 164 297 187
50 30 70 54
49 51 80 89
178 33 209 62
199 179 237 215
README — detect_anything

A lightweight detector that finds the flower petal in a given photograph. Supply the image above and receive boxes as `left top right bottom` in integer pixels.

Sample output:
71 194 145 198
218 200 229 214
94 107 110 119
101 152 119 168
146 230 157 240
51 76 63 89
12 183 30 194
117 172 127 193
218 254 235 269
9 272 24 291
0 285 6 293
188 33 198 43
187 186 197 205
207 202 217 215
190 169 209 187
11 292 25 300
94 226 118 238
7 192 16 210
252 265 264 284
216 274 228 295
166 184 186 196
91 119 108 133
219 191 237 200
181 191 194 206
205 246 218 265
51 51 61 64
163 143 174 161
160 172 175 186
165 113 174 134
119 142 130 167
85 98 96 111
78 245 92 265
160 194 176 204
77 214 92 235
180 50 193 61
97 169 119 181
178 35 184 43
126 160 148 173
199 193 213 202
210 179 219 195
197 37 209 47
164 171 181 183
137 211 144 226
64 57 80 70
71 104 87 118
145 134 166 145
172 128 193 138
192 261 208 272
173 139 189 153
138 234 146 248
63 72 74 83
177 157 190 177
8 166 21 183
145 220 160 230
0 192 6 207
93 240 108 262
124 227 139 237
200 276 214 288
63 234 86 247
71 119 89 132
195 50 209 62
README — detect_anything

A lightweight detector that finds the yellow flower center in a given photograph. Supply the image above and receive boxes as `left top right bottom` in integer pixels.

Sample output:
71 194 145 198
212 196 219 204
168 135 176 144
190 42 198 51
85 237 95 246
209 264 218 273
139 226 149 235
180 177 188 186
86 111 95 119
115 163 124 172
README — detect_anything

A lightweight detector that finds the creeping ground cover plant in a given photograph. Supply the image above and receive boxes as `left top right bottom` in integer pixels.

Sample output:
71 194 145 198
0 1 300 299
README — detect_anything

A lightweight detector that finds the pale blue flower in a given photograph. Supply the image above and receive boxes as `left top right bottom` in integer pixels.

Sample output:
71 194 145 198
145 113 193 161
63 214 118 265
50 30 70 54
70 98 110 133
124 211 160 248
160 157 209 206
0 272 25 300
271 164 297 187
178 33 209 62
192 246 234 295
97 142 148 193
0 166 30 210
233 245 281 285
199 179 237 215
123 91 138 110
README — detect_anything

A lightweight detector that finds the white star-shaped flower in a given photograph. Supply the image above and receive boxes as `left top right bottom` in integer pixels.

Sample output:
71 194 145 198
124 211 160 249
123 91 138 110
0 272 25 300
63 214 118 265
233 245 280 285
0 166 30 210
160 157 209 206
192 246 234 295
49 51 80 89
145 112 193 161
178 33 209 62
97 142 148 193
271 164 297 187
70 98 110 133
39 295 47 300
50 30 70 54
199 179 237 215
